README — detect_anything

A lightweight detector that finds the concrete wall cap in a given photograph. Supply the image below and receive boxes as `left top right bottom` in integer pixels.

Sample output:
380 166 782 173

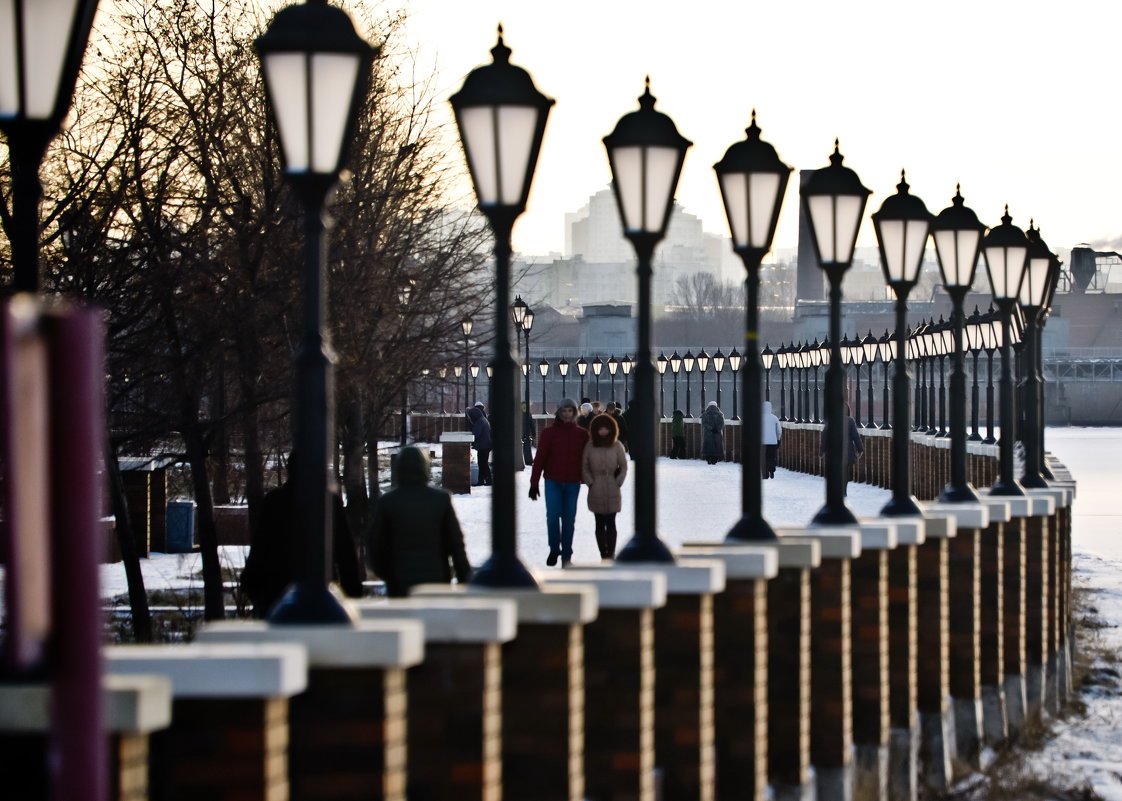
193 621 423 669
924 500 989 528
439 431 475 443
552 560 727 595
853 521 899 550
1026 487 1067 510
918 514 956 539
979 497 1014 523
676 544 780 578
352 597 517 643
777 527 861 559
410 584 598 624
538 570 667 609
0 675 173 734
774 539 821 568
106 642 309 697
883 517 925 545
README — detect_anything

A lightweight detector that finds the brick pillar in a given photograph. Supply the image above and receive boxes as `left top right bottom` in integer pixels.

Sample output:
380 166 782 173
355 598 517 801
540 572 667 801
766 541 820 801
850 528 894 801
886 520 923 801
977 512 1006 747
1002 511 1026 738
1027 488 1066 716
193 622 424 801
913 513 954 792
1021 494 1055 724
946 513 984 772
0 675 172 801
106 642 310 801
440 432 474 493
677 546 778 801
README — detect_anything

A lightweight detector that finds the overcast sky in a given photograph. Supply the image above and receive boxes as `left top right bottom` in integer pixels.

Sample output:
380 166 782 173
396 0 1121 259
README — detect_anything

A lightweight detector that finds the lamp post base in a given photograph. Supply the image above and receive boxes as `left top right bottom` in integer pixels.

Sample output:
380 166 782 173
939 483 980 504
881 495 924 518
268 583 357 625
724 513 778 542
811 502 858 526
470 554 538 588
616 535 674 563
989 480 1025 497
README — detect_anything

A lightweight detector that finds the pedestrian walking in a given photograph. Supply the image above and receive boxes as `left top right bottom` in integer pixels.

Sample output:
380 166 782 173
609 401 629 453
669 409 686 459
582 413 628 561
366 446 473 597
762 400 782 479
621 399 638 460
241 451 365 618
820 404 864 496
467 401 492 486
702 401 725 464
577 401 594 430
529 398 590 567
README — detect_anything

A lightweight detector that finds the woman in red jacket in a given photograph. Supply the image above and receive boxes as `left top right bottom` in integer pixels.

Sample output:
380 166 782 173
529 398 590 567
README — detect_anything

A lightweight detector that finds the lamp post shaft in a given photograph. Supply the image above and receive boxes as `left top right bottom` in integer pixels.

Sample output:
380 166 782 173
464 334 470 407
991 300 1024 496
882 295 922 516
1020 307 1048 488
732 370 739 420
970 351 982 440
617 239 672 562
854 365 862 427
813 277 856 524
984 350 996 443
937 356 947 436
941 288 978 501
866 362 875 431
881 362 891 429
9 130 52 294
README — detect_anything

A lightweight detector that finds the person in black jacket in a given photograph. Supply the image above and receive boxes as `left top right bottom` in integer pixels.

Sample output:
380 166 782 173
467 402 492 485
366 446 473 597
241 452 365 618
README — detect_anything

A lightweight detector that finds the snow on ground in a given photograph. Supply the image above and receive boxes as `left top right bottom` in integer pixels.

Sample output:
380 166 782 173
96 427 1122 797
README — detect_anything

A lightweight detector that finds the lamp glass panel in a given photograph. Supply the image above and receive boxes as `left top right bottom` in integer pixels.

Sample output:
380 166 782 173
558 361 569 376
459 105 537 206
719 172 749 246
309 53 361 173
263 53 311 172
683 355 695 371
5 0 82 118
715 354 727 371
539 361 549 376
1019 256 1051 307
992 320 1004 348
808 194 864 264
984 245 1027 299
966 323 981 351
851 345 864 365
610 145 680 234
730 352 742 371
934 229 979 287
697 354 709 371
719 172 782 249
807 196 837 262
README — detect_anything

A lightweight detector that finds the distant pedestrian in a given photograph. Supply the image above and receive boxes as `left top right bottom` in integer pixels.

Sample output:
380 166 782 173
621 399 638 460
702 401 725 464
609 401 629 453
241 452 365 618
467 401 492 486
577 402 594 430
582 413 628 561
820 404 864 496
366 446 472 597
529 398 590 567
670 409 686 459
762 400 782 479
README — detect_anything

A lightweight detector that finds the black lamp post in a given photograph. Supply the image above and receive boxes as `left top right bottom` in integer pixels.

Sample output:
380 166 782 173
1038 240 1063 481
878 331 894 429
697 349 710 409
965 307 984 441
1019 223 1062 488
794 342 807 422
809 339 823 424
982 307 999 444
451 27 553 587
0 0 100 294
470 362 480 405
759 344 772 403
592 355 603 401
862 332 878 429
670 351 681 411
538 358 550 410
577 356 588 399
981 207 1030 497
657 353 668 416
603 78 690 563
461 315 473 408
607 354 619 401
622 354 634 405
714 348 727 407
729 347 743 420
256 0 375 623
776 345 788 421
844 335 864 426
683 350 695 416
935 317 952 437
714 111 791 540
873 171 932 518
558 357 570 399
511 297 535 463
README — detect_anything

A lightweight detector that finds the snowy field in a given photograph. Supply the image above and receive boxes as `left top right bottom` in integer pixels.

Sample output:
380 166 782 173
97 427 1122 798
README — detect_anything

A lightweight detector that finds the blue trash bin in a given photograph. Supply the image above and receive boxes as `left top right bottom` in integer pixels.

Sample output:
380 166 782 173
166 501 196 553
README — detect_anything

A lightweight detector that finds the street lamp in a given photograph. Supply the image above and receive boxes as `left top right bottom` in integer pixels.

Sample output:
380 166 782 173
981 308 1001 444
729 347 743 421
603 77 691 563
965 307 985 441
841 334 861 426
714 111 791 539
576 356 588 400
713 348 727 407
461 315 473 410
809 339 823 424
776 344 788 421
558 357 570 399
621 354 634 405
607 354 619 401
683 350 695 416
877 330 894 429
538 357 550 411
862 331 878 429
759 344 773 403
935 317 953 437
256 0 376 623
0 0 100 294
696 349 710 408
981 207 1030 497
873 170 932 518
451 27 553 587
469 361 480 405
670 350 682 412
591 355 604 401
510 297 535 463
656 353 668 417
913 319 930 433
1019 223 1062 488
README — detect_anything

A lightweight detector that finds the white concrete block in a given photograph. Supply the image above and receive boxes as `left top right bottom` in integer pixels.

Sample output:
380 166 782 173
352 597 516 644
107 642 308 697
194 621 423 669
538 570 667 609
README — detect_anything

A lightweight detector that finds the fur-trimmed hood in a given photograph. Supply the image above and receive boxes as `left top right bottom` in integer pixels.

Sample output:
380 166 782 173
589 413 619 447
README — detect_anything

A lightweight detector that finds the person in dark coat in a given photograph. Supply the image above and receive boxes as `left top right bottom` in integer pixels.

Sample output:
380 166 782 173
609 401 630 454
366 446 472 597
701 401 725 464
669 409 686 459
467 401 492 486
820 404 865 496
582 414 628 560
621 399 638 459
241 453 365 618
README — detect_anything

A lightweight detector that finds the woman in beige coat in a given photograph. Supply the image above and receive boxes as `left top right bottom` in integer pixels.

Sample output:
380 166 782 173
582 413 628 560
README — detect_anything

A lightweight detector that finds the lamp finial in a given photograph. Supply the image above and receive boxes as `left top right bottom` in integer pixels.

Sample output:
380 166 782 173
491 24 511 64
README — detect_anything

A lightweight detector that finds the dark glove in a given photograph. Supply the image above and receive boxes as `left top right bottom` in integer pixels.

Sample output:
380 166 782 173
528 486 540 501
